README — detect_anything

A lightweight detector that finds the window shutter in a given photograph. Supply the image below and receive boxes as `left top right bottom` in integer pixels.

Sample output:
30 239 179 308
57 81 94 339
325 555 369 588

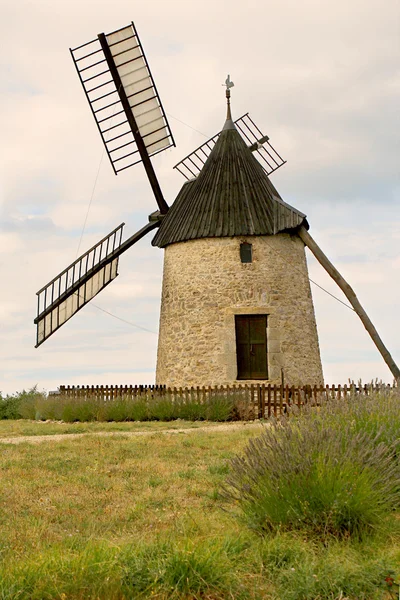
240 243 252 263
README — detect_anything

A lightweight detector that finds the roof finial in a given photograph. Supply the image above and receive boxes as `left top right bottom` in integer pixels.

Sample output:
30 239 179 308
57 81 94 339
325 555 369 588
223 74 234 121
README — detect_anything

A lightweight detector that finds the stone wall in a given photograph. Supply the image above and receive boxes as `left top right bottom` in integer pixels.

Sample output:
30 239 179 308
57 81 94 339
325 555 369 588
156 234 324 387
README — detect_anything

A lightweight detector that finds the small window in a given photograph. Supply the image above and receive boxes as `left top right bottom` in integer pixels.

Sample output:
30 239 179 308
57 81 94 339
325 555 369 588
240 242 252 263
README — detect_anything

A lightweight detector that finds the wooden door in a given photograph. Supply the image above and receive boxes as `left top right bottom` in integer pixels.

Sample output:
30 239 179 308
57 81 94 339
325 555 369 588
235 315 268 379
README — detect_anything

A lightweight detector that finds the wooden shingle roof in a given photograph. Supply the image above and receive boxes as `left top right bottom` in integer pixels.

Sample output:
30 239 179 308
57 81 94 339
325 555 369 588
152 118 308 248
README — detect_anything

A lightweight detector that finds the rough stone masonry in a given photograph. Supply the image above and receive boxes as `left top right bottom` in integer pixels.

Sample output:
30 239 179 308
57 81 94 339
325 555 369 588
156 233 324 388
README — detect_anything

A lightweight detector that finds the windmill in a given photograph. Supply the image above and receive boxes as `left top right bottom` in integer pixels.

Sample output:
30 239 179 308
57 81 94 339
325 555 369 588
34 22 400 387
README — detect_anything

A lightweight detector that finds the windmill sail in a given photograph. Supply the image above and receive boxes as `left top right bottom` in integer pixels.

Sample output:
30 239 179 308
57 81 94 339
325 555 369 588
70 22 175 176
35 23 171 349
173 113 286 181
34 221 159 347
35 224 124 347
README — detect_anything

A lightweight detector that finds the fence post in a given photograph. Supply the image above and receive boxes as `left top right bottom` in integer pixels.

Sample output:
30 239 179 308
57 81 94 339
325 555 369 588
201 386 205 404
242 384 247 418
261 384 266 419
279 383 283 416
284 384 290 411
294 388 301 410
273 385 278 417
257 385 262 419
267 384 271 418
318 384 323 405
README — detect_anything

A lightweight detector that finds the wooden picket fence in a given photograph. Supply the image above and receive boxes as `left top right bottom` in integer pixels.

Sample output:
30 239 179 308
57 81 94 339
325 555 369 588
57 382 396 420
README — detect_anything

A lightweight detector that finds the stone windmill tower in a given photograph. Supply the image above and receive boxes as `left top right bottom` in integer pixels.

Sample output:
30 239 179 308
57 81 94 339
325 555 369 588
34 23 400 386
153 82 324 388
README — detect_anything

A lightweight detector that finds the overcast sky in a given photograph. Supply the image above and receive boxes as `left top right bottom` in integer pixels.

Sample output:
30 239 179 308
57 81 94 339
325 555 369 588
1 0 399 394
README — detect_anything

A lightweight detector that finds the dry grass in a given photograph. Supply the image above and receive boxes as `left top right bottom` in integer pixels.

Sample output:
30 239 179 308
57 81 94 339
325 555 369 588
0 428 257 546
0 421 398 599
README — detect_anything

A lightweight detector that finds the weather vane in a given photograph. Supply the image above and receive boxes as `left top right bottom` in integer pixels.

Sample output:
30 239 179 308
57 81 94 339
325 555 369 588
223 74 234 94
223 75 234 119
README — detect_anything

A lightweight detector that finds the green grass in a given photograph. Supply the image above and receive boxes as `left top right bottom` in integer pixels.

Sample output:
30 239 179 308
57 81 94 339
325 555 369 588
0 387 250 423
0 421 398 599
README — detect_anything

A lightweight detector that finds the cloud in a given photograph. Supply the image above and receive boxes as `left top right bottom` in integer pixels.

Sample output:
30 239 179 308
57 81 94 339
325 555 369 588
1 0 399 393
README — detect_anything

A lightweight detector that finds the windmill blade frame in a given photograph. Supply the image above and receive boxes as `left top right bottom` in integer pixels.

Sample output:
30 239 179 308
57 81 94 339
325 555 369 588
34 221 160 347
70 22 174 213
173 113 286 181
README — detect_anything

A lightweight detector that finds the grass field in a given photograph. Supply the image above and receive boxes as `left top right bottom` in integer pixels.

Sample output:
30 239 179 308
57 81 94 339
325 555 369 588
0 420 398 599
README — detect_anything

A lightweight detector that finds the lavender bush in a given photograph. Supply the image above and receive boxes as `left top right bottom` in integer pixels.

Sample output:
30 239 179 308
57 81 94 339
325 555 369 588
223 389 400 539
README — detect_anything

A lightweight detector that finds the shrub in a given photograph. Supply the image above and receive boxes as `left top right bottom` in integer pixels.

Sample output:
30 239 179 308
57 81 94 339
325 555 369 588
60 397 99 422
35 393 63 420
178 399 206 421
0 394 22 420
125 397 150 421
147 394 178 421
0 384 277 423
230 391 255 421
116 397 149 422
206 395 235 421
0 386 45 420
305 386 400 456
223 392 400 539
101 398 130 422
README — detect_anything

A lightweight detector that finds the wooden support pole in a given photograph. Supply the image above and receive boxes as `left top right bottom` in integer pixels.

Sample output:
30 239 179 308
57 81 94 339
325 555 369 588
298 226 400 383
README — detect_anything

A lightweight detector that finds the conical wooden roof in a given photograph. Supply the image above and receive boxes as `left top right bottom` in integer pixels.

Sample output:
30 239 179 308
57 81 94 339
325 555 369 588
152 115 308 248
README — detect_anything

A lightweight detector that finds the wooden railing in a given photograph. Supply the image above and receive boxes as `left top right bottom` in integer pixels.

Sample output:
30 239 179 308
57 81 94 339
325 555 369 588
56 382 396 420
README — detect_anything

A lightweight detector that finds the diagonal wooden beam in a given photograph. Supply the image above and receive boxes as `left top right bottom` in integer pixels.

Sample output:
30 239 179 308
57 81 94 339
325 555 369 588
298 225 400 383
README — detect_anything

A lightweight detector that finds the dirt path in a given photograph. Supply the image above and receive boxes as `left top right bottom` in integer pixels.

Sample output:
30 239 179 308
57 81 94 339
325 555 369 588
0 422 265 445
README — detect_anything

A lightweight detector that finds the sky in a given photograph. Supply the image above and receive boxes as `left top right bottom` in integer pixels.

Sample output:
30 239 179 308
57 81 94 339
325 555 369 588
1 0 399 394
